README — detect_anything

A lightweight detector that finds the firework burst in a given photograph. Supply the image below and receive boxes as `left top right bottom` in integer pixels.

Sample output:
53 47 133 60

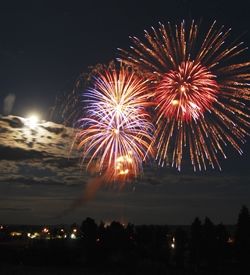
155 61 219 121
119 20 250 171
76 66 154 181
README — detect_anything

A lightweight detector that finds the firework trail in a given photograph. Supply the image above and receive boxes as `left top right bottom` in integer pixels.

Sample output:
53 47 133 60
118 20 250 171
76 66 154 181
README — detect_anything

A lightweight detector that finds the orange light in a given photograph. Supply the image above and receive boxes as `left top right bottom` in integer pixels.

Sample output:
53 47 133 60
115 153 134 176
113 128 119 135
179 85 186 92
171 99 179 106
42 227 49 233
10 232 22 237
119 169 129 175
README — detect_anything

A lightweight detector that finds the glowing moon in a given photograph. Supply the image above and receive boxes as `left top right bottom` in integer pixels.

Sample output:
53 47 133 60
26 114 39 128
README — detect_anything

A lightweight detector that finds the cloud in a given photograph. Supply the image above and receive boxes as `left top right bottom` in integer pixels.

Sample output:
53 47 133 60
0 115 77 158
0 175 62 186
0 145 47 160
3 93 16 115
0 115 249 225
1 115 24 128
0 207 32 212
41 125 64 134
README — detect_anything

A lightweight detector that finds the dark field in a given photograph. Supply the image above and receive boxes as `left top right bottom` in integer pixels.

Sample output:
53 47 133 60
0 208 250 275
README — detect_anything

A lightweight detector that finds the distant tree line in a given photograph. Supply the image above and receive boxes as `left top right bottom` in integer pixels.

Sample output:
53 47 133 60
0 205 250 274
77 205 250 274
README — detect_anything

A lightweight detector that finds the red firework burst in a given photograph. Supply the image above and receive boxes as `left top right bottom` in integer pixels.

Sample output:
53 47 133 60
156 61 219 121
118 21 250 171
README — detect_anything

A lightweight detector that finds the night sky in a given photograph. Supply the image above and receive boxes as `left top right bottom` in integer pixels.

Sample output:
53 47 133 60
0 0 250 225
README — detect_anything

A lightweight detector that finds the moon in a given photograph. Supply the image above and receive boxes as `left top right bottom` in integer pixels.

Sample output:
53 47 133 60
26 114 40 128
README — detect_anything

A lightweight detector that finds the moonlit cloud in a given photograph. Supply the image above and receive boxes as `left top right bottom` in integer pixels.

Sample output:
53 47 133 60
0 115 249 225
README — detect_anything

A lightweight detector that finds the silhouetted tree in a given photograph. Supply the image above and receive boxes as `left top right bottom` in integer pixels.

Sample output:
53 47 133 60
202 217 216 267
81 217 98 243
215 223 230 267
80 217 98 263
97 221 106 240
107 221 126 249
125 222 135 238
235 205 250 271
125 223 136 250
103 221 127 265
174 227 188 268
190 217 202 270
136 225 169 263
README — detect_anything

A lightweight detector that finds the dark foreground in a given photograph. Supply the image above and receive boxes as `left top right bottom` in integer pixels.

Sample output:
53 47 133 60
0 206 250 274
